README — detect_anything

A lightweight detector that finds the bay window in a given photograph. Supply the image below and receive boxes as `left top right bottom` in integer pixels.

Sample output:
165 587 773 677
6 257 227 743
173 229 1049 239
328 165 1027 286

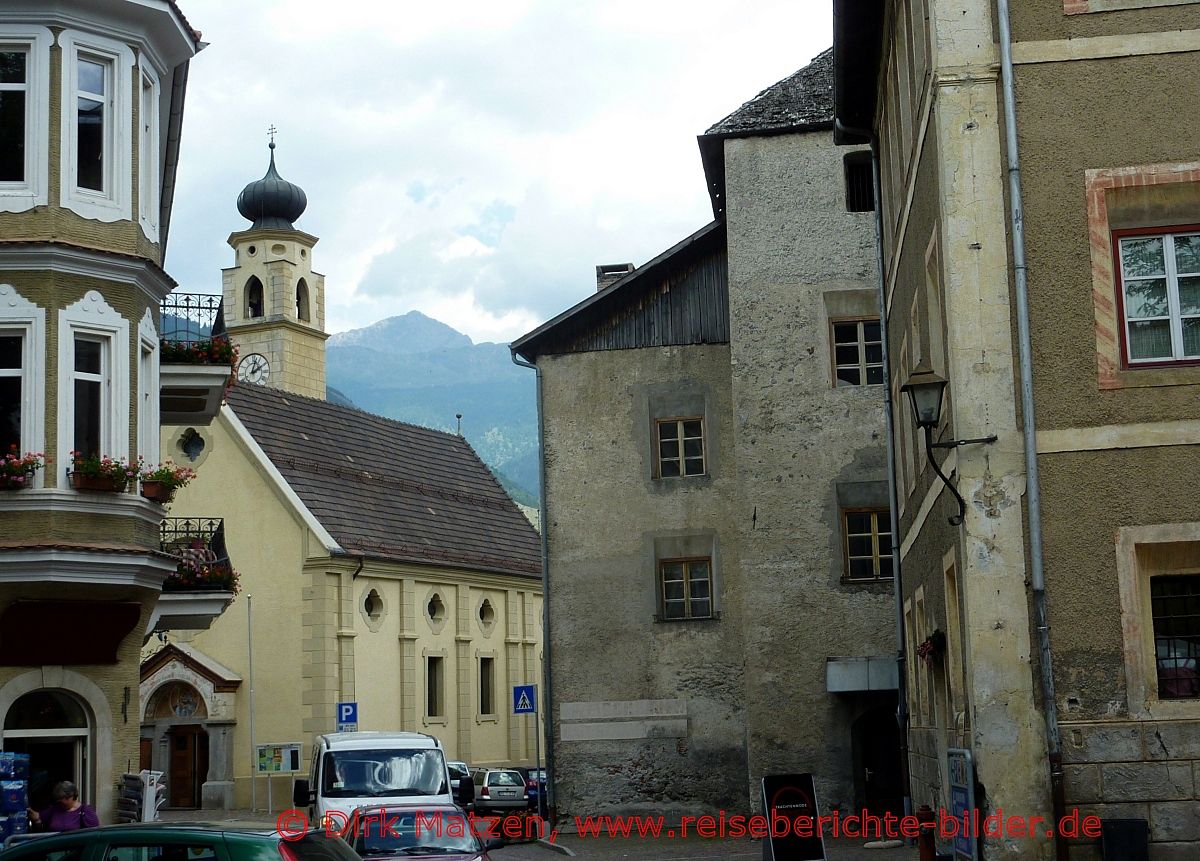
138 66 160 239
0 333 21 453
0 27 49 212
0 285 45 467
59 31 132 222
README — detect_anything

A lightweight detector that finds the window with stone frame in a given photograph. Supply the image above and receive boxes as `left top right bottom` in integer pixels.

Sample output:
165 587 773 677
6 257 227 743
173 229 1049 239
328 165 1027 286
659 557 713 621
655 416 705 478
842 509 894 583
426 655 444 718
0 331 22 452
831 318 884 387
1115 227 1200 366
1151 573 1200 700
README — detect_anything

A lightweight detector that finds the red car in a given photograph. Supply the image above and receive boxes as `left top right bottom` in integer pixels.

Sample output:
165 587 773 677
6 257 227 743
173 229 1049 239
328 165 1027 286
346 803 503 860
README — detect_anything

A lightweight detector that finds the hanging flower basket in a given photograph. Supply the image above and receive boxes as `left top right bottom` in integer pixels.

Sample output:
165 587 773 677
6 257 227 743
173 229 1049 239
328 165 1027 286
916 629 948 667
140 480 175 504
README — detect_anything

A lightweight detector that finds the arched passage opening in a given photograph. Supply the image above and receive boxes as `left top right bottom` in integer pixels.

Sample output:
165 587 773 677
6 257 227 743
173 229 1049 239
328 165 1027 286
3 690 92 811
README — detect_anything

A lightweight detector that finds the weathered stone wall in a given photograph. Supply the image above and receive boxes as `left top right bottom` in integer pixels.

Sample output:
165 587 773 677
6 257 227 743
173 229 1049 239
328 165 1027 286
540 344 746 819
722 129 898 813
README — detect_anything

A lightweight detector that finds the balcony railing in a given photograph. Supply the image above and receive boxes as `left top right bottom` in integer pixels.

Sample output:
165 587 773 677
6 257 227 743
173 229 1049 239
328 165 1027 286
158 293 234 425
159 517 239 593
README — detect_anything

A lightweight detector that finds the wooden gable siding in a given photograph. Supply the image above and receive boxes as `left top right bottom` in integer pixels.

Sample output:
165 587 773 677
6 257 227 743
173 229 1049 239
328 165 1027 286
542 248 729 356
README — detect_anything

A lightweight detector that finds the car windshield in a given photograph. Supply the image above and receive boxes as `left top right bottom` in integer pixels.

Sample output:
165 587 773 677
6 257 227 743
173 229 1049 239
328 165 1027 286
322 749 447 798
356 810 480 855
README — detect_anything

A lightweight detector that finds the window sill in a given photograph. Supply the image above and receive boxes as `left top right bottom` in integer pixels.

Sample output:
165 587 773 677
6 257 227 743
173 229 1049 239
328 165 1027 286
1103 364 1200 390
653 612 721 623
423 716 448 727
476 714 499 724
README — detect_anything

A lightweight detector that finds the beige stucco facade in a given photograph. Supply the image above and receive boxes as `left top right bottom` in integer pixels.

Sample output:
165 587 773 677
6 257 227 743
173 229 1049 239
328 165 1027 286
149 408 543 809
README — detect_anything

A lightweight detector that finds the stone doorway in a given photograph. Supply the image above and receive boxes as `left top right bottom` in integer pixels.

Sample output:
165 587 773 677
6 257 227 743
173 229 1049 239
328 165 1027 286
851 705 904 817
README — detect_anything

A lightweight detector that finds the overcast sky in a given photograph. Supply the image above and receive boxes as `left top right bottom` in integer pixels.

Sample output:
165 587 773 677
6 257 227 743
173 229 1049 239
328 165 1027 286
166 1 832 344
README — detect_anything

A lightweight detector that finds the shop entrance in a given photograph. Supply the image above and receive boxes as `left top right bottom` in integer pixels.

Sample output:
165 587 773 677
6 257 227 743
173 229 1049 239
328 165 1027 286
2 690 91 811
851 706 904 817
167 725 209 809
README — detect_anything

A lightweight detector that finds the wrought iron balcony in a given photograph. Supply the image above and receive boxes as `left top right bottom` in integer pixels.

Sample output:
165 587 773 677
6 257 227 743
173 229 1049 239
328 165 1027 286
148 517 238 636
159 292 234 425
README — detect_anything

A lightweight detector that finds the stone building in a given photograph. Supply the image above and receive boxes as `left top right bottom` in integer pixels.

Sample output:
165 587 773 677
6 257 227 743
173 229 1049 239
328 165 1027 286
512 52 901 819
0 0 234 823
834 0 1200 856
145 156 544 810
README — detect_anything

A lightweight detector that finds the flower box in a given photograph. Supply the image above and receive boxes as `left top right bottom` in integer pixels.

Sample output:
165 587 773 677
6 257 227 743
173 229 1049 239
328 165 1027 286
68 472 128 493
1 448 44 490
140 481 175 504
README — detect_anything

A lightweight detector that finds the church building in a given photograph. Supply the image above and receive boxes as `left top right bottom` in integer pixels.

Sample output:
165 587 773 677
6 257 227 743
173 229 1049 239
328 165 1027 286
143 148 543 810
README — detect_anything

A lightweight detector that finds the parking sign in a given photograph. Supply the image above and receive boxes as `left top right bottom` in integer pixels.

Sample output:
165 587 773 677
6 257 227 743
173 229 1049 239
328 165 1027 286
336 701 358 732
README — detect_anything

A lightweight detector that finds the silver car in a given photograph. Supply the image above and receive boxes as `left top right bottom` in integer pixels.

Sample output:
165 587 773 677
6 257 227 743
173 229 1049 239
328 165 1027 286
472 768 528 815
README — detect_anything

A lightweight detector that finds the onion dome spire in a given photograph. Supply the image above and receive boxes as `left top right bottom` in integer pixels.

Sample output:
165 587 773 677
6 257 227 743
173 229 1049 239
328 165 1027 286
236 131 307 229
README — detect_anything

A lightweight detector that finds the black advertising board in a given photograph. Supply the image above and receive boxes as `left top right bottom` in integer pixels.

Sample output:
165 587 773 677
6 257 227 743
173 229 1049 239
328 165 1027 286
761 773 826 861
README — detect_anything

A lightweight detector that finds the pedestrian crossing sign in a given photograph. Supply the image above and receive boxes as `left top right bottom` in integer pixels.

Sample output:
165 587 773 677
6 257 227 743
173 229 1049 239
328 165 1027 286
513 684 537 714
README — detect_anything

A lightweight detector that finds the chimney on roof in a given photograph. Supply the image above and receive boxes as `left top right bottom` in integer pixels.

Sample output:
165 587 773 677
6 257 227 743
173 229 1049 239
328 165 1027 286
596 263 634 292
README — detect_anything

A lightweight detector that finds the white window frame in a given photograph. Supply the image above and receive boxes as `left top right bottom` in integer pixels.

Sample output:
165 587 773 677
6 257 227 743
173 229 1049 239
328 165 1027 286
59 30 133 223
57 291 129 486
1117 229 1200 365
137 59 160 241
137 310 159 464
0 26 50 212
0 284 46 485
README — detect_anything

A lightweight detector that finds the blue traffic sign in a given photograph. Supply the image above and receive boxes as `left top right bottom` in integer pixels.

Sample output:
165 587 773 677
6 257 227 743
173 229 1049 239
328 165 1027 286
513 685 537 714
336 701 358 730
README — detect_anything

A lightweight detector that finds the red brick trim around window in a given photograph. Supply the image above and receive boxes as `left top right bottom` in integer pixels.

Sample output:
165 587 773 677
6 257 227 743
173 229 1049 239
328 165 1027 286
1085 162 1200 389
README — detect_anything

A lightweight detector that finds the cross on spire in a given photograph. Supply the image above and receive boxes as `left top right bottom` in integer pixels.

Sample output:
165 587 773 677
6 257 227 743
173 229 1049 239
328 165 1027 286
268 124 277 150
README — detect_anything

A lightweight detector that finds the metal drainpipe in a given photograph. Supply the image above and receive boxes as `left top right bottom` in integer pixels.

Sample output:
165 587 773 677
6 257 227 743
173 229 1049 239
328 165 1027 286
835 119 912 822
994 2 1066 856
511 350 555 823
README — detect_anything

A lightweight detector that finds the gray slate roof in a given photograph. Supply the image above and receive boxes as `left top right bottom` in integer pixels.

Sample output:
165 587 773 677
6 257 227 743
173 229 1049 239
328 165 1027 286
226 385 540 578
705 48 834 137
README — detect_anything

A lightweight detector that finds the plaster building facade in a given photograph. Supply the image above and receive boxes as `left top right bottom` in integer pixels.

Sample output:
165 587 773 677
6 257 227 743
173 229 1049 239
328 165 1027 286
834 0 1200 857
0 0 235 824
146 158 544 810
513 53 901 819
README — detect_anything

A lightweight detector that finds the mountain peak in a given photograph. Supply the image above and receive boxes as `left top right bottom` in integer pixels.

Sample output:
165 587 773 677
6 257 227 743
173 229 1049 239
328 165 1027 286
329 311 473 354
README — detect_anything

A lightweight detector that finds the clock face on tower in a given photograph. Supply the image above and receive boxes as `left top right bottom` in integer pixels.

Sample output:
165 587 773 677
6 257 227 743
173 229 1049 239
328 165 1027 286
237 353 271 386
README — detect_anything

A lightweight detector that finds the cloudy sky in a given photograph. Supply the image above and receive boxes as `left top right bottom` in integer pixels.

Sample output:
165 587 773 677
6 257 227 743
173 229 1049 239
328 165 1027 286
166 1 832 344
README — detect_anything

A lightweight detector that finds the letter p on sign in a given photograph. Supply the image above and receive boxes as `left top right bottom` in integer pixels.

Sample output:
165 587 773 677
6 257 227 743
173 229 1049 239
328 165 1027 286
336 701 358 731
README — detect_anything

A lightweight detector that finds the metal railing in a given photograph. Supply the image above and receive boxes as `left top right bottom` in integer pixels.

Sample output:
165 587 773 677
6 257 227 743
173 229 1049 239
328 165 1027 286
160 517 230 567
160 293 225 346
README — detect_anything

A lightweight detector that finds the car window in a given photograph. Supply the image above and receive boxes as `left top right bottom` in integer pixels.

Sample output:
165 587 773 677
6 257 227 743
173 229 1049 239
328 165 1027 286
280 834 361 861
10 848 87 861
488 771 522 787
354 811 480 855
104 844 220 861
472 772 484 785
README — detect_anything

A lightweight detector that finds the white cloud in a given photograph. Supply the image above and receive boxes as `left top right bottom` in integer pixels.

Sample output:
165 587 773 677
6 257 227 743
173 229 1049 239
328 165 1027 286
167 0 832 343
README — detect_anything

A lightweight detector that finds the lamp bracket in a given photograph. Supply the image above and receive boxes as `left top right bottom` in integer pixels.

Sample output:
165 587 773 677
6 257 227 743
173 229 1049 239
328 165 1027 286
930 434 999 449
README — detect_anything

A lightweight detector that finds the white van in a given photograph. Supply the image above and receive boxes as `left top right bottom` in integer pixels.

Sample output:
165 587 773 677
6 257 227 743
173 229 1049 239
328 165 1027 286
293 731 469 824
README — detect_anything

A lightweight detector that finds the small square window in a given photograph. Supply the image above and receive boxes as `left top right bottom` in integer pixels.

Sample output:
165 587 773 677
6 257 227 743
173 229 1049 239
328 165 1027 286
659 557 713 620
656 417 705 478
832 319 884 387
1151 574 1200 700
842 509 894 583
1116 228 1200 366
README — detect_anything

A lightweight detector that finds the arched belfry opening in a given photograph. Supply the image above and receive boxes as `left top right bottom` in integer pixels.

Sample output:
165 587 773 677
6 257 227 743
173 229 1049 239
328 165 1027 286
245 276 264 319
297 278 310 322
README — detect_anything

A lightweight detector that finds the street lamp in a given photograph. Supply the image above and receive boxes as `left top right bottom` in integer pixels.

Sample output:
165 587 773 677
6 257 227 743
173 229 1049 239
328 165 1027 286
899 361 997 526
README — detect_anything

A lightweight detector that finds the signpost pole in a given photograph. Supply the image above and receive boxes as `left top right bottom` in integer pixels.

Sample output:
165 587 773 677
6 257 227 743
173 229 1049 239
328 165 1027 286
533 686 543 820
267 772 273 814
247 594 256 812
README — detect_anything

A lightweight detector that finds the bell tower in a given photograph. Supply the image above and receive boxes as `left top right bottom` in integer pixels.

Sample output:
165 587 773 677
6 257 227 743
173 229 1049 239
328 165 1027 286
222 136 328 399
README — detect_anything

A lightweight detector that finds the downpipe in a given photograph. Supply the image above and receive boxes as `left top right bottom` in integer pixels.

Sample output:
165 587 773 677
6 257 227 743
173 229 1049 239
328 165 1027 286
511 350 555 823
994 1 1067 857
835 119 912 824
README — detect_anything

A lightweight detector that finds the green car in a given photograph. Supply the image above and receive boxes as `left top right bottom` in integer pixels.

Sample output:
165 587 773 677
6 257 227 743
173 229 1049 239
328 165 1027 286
0 824 360 861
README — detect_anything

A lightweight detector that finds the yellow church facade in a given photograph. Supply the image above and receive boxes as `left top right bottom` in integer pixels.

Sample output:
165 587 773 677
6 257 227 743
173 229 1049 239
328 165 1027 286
141 149 544 810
